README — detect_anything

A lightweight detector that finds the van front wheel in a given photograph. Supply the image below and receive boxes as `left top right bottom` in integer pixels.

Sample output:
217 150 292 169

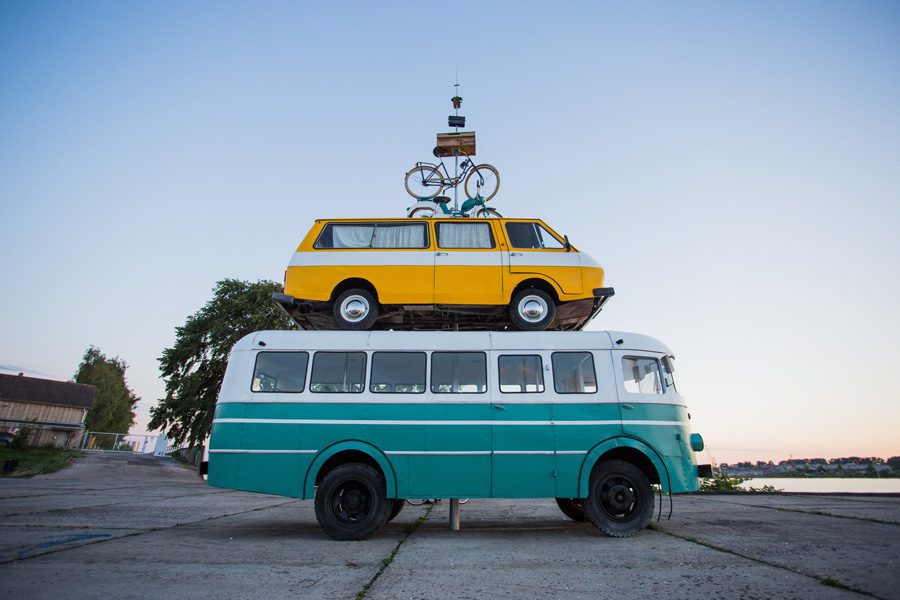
510 289 556 331
333 288 378 330
315 463 390 540
586 459 654 537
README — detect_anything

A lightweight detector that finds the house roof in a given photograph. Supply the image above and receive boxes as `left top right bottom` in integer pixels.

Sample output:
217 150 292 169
0 373 95 409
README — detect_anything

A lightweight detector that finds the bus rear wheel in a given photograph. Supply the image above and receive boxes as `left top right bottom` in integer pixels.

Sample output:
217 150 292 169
555 498 588 522
315 463 390 540
586 459 654 537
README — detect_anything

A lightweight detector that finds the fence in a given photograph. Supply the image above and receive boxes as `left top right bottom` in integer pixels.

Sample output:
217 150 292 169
80 432 160 454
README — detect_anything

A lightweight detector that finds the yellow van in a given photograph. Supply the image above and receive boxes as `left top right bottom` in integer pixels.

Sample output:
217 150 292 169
273 218 614 331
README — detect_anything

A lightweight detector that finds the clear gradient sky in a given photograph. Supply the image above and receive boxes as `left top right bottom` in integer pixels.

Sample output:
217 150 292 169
1 1 898 464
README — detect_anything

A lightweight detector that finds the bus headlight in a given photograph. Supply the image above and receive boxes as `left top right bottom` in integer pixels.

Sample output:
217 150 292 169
690 433 704 452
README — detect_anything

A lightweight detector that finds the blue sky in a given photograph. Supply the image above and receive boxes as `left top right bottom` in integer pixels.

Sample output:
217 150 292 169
1 1 898 463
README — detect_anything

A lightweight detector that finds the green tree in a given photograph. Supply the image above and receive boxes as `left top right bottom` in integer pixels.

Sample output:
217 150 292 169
74 347 139 435
149 279 296 446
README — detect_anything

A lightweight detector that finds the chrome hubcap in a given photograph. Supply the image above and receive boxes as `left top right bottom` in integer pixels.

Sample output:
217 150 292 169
519 295 547 322
340 295 369 322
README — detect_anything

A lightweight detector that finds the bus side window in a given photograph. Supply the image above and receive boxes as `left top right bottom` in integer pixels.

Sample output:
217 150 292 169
370 352 426 394
551 352 597 393
622 357 664 394
431 352 487 393
252 352 309 393
310 352 367 393
498 355 544 393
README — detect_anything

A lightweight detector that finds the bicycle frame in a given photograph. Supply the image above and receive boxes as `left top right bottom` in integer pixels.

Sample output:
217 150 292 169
415 154 476 190
429 194 486 217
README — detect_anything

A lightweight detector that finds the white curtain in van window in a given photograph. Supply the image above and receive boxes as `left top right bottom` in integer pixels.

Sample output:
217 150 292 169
332 225 375 248
439 223 492 248
372 224 425 248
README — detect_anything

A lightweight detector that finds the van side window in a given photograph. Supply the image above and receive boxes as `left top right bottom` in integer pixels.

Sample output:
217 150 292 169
314 222 428 249
552 352 597 393
310 352 367 393
370 352 426 394
435 222 495 249
505 222 565 249
431 352 487 393
622 357 663 394
498 355 544 393
252 352 309 393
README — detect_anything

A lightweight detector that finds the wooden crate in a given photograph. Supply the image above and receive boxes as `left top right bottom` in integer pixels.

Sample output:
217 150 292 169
434 131 476 157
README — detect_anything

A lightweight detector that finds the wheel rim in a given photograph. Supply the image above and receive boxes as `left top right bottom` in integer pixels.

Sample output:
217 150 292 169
340 294 370 323
331 480 373 524
596 474 640 522
518 294 548 323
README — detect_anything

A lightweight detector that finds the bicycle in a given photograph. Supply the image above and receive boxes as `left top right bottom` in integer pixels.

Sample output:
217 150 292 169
404 154 500 202
407 194 502 219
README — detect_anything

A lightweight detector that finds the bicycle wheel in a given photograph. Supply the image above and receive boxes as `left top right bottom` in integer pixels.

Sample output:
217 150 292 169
407 205 437 218
475 207 502 218
405 165 445 199
464 164 500 201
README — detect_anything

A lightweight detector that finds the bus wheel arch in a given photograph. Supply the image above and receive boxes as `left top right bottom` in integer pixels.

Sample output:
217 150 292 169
303 442 398 500
578 438 669 497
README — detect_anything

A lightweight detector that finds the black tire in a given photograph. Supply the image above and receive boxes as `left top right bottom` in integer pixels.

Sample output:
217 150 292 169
387 499 405 522
404 165 445 199
555 498 588 522
475 207 502 218
585 459 654 538
314 463 390 541
333 288 378 330
464 164 500 201
509 288 556 331
408 205 436 218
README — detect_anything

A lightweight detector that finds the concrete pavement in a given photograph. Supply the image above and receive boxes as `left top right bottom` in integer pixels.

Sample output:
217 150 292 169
1 453 897 599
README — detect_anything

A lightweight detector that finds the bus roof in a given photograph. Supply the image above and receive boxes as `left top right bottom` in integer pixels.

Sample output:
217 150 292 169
233 330 673 355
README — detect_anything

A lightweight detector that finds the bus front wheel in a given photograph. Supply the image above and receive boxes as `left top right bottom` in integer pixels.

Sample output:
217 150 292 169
586 459 654 537
315 463 390 540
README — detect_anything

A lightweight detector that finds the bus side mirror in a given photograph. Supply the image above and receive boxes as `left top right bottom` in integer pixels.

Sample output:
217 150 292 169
564 235 571 252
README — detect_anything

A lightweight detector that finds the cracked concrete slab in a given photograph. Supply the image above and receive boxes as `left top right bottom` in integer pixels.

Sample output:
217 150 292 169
1 454 897 599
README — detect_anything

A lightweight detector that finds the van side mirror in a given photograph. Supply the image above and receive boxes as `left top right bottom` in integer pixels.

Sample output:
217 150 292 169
564 235 571 252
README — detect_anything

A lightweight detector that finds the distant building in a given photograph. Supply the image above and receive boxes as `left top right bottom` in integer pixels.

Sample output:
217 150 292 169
0 373 95 448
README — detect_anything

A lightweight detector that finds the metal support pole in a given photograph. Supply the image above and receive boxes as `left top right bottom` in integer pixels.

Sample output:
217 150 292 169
449 498 460 530
453 154 459 211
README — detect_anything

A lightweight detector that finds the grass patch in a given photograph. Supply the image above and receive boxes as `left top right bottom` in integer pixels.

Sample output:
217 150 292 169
0 447 84 477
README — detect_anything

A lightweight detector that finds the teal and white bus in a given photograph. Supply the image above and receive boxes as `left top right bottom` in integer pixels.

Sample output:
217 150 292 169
207 330 708 540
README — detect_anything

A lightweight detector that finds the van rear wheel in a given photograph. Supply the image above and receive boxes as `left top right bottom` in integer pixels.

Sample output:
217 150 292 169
510 289 556 331
333 288 378 330
315 463 390 540
586 459 654 537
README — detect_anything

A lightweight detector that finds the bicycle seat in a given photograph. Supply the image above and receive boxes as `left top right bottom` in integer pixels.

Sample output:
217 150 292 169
433 196 451 204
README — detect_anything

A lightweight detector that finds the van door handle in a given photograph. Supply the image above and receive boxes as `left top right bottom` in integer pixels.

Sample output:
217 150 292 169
510 252 523 256
493 404 506 411
436 252 448 256
622 404 634 410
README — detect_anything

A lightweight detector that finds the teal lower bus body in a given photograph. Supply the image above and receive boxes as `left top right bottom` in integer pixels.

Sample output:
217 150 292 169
208 401 700 499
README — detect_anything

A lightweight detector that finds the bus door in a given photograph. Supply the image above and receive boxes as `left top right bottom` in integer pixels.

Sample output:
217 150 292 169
491 351 556 497
549 350 621 498
407 351 492 498
433 221 503 305
614 351 675 456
